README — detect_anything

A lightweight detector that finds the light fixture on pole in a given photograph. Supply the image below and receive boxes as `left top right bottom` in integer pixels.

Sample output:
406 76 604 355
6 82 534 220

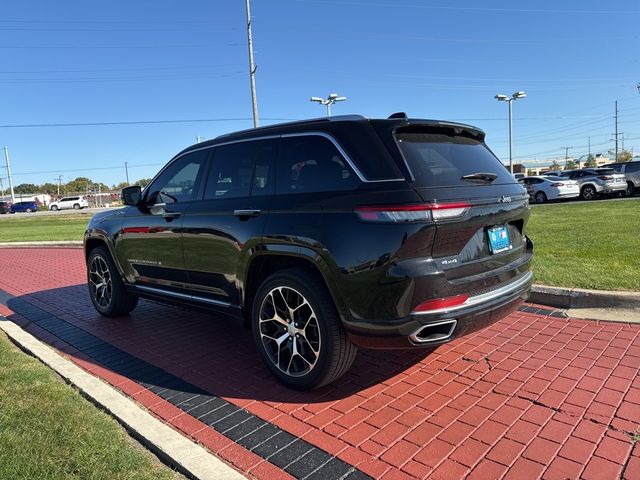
495 91 527 174
310 93 347 117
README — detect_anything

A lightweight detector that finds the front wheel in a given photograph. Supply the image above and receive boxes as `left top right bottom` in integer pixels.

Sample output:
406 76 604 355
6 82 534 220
87 246 138 316
534 191 547 204
73 203 80 210
51 205 58 211
581 185 597 200
252 269 357 390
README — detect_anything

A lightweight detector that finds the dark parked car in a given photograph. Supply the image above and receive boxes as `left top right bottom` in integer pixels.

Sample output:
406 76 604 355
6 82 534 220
0 201 10 214
10 201 38 213
84 114 533 389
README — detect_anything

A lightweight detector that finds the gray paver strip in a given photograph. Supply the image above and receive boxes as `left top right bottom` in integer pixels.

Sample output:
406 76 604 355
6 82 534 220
0 318 247 480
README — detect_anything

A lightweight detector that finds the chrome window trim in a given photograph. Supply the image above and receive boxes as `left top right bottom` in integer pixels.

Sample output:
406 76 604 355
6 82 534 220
281 131 404 183
412 271 533 316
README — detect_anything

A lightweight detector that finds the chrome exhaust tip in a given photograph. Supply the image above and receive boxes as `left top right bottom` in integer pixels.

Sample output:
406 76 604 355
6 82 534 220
409 319 457 344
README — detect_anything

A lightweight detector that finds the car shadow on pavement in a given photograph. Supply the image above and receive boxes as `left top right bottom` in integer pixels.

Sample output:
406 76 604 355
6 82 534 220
4 284 434 404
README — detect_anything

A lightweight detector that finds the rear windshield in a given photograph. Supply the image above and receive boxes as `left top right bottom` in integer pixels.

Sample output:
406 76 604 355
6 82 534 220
395 132 514 187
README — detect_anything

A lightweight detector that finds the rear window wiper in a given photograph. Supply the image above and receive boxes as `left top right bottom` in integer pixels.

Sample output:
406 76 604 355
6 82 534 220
461 172 498 183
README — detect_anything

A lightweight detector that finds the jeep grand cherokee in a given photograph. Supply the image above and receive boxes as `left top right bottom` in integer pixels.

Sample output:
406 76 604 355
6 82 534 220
84 114 533 389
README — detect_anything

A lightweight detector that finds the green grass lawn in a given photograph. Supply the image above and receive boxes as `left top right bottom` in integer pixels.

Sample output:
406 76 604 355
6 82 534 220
0 331 182 480
527 199 640 291
0 212 94 242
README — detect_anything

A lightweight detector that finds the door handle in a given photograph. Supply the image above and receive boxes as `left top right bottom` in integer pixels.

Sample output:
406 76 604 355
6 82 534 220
234 209 261 218
162 212 181 220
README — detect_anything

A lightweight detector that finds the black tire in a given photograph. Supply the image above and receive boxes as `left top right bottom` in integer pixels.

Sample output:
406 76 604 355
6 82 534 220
581 185 597 200
51 205 58 211
25 208 32 213
627 182 635 197
73 203 80 210
87 246 138 317
534 191 547 204
251 268 357 390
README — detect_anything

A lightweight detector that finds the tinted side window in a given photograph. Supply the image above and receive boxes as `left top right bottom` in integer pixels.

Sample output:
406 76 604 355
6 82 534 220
204 140 276 200
277 135 359 194
146 149 208 204
626 163 640 173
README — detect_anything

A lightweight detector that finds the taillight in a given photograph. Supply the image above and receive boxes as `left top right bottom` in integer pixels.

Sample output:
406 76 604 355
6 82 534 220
413 294 469 312
550 183 564 187
598 175 613 180
354 202 470 223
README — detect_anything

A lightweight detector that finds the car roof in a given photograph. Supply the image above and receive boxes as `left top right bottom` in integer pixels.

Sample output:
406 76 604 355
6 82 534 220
174 114 487 158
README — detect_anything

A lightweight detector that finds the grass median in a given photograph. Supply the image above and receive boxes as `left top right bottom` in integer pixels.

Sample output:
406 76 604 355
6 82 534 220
527 198 640 291
0 212 94 242
0 331 182 480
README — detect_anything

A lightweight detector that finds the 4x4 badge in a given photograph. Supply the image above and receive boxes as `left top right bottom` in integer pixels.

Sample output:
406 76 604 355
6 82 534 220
499 195 512 203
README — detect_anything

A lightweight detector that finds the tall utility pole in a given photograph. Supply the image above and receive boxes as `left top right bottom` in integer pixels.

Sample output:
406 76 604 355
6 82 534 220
245 0 259 128
588 136 591 158
3 146 15 203
55 175 64 196
0 177 4 197
613 100 620 161
562 146 572 169
124 161 130 184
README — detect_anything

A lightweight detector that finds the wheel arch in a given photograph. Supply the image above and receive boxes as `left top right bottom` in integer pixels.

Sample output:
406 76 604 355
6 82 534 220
242 245 349 325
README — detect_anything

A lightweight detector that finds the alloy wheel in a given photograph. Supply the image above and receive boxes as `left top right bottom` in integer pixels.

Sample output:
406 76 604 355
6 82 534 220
89 256 112 309
258 286 321 377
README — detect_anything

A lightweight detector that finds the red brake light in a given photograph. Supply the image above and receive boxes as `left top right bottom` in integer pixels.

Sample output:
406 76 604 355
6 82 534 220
550 182 564 187
354 202 470 223
598 175 613 180
413 294 469 312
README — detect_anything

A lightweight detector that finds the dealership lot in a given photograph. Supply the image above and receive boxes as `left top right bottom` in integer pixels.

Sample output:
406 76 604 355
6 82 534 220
0 248 638 479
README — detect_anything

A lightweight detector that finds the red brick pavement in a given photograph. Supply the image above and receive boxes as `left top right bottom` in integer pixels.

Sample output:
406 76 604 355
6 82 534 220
0 248 639 479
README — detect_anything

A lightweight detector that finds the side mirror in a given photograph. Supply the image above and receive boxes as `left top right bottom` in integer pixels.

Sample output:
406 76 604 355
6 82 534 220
121 186 142 206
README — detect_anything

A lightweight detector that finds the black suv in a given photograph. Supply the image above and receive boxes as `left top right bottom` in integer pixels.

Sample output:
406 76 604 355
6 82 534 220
84 114 533 389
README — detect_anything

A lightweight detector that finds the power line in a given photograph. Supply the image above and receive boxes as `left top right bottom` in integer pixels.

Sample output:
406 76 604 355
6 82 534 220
0 117 295 129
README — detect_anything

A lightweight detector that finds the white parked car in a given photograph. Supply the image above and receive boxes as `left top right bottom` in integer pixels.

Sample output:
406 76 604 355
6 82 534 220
518 176 580 203
49 195 89 211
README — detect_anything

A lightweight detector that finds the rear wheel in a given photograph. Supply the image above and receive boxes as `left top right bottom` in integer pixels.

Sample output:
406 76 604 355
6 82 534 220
534 191 547 204
581 185 597 200
627 182 635 197
87 246 138 316
252 269 357 390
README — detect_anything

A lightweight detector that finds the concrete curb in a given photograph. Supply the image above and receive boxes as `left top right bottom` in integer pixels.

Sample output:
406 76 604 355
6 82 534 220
0 241 82 248
0 318 246 480
531 284 640 309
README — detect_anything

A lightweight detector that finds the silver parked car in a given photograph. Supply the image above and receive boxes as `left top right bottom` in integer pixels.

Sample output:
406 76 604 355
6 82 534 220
603 161 640 196
560 168 626 200
519 176 580 203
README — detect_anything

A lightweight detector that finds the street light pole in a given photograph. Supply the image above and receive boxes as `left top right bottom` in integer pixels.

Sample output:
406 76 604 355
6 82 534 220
495 91 527 174
125 161 130 184
310 93 347 117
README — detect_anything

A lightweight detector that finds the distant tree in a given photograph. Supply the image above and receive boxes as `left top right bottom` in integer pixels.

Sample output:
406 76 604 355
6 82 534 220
65 176 92 193
549 160 561 171
527 169 536 176
14 183 38 194
134 178 152 187
112 181 130 191
40 182 59 194
584 154 597 168
565 160 577 170
619 150 632 162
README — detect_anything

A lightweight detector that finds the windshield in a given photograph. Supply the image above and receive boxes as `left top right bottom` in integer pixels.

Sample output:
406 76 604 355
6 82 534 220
396 132 514 187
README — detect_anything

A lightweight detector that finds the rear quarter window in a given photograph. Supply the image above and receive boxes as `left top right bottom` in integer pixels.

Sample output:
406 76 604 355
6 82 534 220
395 132 514 187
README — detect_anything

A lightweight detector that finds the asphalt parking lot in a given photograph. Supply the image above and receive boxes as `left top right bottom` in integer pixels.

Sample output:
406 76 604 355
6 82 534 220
0 248 638 480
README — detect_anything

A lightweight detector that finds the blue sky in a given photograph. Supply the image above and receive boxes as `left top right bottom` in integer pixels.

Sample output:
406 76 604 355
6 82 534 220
1 0 639 187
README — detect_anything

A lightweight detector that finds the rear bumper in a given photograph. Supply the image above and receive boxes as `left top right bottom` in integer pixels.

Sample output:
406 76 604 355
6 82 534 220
599 183 626 193
345 270 533 349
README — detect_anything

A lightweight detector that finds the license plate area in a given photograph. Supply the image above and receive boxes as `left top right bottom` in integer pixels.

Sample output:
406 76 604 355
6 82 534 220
487 226 512 254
